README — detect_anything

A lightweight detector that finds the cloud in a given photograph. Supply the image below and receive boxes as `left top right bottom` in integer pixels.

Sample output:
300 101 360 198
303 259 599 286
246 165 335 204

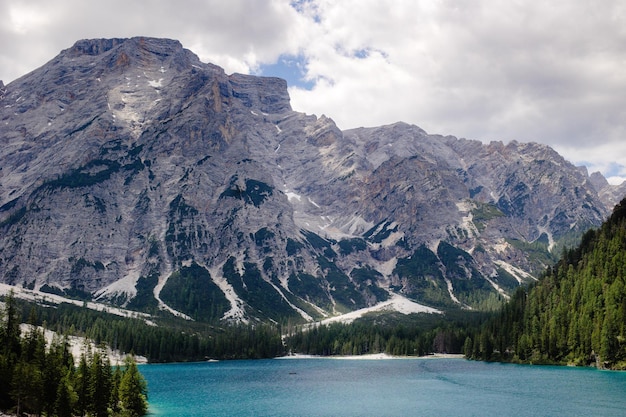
0 0 303 80
287 0 626 178
1 0 625 180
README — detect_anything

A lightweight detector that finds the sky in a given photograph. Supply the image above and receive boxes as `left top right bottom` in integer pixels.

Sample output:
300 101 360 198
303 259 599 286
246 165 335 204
1 0 625 184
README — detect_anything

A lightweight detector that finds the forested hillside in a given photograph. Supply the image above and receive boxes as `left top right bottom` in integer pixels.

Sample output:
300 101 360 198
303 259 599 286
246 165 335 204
0 294 147 416
466 198 626 369
1 295 285 363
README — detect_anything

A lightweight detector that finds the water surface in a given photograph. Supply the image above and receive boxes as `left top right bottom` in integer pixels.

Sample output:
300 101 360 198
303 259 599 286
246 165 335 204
142 358 626 416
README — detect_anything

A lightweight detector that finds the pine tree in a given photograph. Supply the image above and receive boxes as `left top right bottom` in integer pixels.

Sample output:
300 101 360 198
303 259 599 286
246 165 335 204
43 334 74 415
0 291 22 409
10 360 43 415
55 370 78 417
110 365 123 415
89 349 113 417
118 355 148 417
75 350 92 416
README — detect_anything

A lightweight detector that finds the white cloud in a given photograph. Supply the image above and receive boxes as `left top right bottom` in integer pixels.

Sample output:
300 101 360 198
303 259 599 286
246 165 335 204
1 0 626 180
288 0 626 179
0 0 304 80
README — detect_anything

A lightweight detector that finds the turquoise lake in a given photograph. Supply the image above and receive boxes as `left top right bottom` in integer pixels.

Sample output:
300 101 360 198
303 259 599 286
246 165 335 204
141 358 626 416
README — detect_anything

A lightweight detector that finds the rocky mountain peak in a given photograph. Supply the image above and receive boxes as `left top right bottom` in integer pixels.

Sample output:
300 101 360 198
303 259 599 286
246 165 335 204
590 171 610 190
0 37 622 323
589 171 626 211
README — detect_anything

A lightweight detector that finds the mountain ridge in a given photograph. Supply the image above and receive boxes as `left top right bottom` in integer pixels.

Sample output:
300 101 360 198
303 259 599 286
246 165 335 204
0 37 621 323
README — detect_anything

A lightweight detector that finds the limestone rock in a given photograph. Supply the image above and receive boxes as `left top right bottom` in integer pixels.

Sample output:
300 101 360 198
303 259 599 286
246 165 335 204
0 37 620 321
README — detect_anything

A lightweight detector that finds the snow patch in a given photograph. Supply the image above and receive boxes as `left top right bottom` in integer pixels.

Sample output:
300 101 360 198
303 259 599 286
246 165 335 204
20 324 148 366
317 294 441 326
0 283 153 324
494 260 537 283
94 272 140 304
285 191 302 202
208 265 248 323
148 78 163 88
308 197 321 208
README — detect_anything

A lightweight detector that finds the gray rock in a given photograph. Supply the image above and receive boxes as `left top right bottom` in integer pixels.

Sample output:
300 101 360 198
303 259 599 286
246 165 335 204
0 37 620 321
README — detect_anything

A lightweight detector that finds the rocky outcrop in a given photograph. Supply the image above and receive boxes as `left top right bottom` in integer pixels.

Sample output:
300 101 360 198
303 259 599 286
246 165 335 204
589 171 626 211
0 37 621 322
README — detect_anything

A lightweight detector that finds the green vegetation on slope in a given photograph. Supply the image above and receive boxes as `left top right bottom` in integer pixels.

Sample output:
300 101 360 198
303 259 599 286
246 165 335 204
4 294 286 363
0 294 147 416
284 310 486 357
160 263 230 321
465 198 626 369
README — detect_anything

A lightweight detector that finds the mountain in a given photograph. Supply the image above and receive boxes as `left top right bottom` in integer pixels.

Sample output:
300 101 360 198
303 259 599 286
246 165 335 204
589 170 626 209
0 37 621 323
466 197 626 369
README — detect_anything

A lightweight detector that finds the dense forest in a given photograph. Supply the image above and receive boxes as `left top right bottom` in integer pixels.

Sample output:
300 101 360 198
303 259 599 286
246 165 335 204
3 295 286 363
465 198 626 369
0 294 148 416
283 311 484 357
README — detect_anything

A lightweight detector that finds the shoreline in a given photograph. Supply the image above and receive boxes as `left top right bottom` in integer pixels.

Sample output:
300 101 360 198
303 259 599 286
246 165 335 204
277 352 466 360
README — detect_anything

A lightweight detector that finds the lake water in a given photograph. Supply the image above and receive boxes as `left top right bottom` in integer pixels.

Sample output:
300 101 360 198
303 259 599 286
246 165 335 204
142 357 626 416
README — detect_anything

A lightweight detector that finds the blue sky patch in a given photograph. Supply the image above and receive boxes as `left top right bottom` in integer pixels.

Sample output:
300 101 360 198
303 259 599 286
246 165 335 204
257 54 315 90
603 162 626 178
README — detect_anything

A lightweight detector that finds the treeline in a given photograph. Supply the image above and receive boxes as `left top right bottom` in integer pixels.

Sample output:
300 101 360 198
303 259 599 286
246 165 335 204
0 294 148 416
466 198 626 369
15 299 286 362
13 290 482 362
285 313 482 356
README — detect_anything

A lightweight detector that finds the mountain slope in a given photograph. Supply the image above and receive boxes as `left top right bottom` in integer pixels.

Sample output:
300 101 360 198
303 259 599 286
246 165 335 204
0 37 619 323
466 197 626 368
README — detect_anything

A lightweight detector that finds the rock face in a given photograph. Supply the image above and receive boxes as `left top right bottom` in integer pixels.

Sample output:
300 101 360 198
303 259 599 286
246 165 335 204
589 171 626 211
0 37 620 322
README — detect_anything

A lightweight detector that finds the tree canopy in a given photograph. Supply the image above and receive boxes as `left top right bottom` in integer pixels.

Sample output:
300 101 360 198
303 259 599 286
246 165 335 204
465 198 626 369
0 292 148 416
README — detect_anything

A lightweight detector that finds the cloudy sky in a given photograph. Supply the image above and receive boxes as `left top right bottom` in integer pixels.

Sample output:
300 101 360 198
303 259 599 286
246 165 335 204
2 0 625 183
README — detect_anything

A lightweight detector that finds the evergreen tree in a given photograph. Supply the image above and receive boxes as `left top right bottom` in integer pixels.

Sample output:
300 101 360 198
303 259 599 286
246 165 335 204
10 360 43 416
89 349 113 417
75 349 92 416
118 355 148 417
44 334 74 415
0 291 21 410
55 370 78 417
110 365 123 415
0 296 151 416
